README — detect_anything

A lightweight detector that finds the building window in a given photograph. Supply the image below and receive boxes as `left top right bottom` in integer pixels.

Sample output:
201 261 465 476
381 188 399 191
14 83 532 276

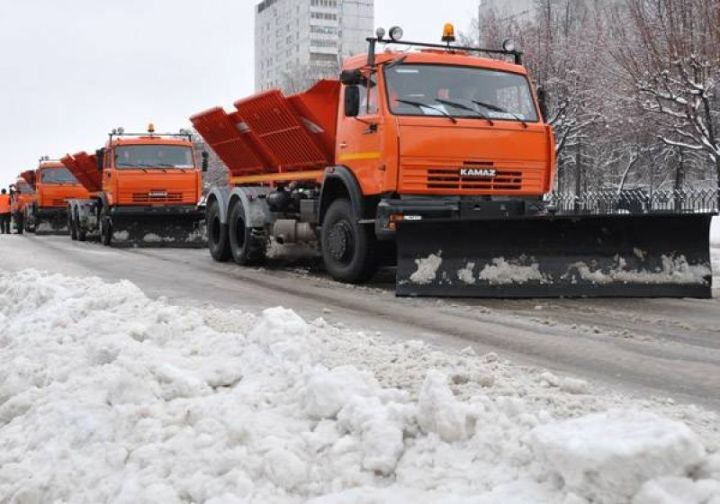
310 39 338 48
310 25 337 34
310 12 337 20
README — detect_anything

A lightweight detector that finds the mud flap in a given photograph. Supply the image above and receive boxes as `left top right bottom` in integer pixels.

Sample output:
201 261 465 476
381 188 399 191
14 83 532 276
396 214 714 298
109 215 207 248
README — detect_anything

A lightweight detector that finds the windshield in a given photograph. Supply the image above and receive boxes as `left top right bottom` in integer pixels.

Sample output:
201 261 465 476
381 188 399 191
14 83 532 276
384 64 538 122
41 167 77 184
115 145 195 169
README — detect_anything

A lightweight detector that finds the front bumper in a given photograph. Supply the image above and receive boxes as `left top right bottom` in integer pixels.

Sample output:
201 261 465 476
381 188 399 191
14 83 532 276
35 207 68 219
110 205 204 219
375 196 546 239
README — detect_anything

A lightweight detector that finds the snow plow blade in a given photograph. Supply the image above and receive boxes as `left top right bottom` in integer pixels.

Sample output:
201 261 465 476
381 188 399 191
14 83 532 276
396 214 713 298
108 214 206 248
34 212 70 235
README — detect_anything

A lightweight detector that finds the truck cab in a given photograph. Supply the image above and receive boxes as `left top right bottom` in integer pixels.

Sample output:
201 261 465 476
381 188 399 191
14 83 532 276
9 176 35 233
98 132 202 208
336 47 555 235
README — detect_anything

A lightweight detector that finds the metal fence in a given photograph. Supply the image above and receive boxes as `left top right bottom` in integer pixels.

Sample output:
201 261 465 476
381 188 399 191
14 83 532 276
546 188 719 216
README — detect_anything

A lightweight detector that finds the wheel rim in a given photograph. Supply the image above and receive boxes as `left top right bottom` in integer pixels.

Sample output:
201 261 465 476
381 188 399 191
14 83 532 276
327 220 354 264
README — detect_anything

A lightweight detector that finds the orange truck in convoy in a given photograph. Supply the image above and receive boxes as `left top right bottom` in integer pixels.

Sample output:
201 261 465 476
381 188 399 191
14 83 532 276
62 126 206 246
24 158 89 234
190 25 711 298
9 174 36 234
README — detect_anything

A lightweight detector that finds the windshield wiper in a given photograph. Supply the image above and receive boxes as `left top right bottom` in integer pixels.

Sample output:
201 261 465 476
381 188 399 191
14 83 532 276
395 99 458 124
472 100 528 128
435 98 494 126
385 55 407 70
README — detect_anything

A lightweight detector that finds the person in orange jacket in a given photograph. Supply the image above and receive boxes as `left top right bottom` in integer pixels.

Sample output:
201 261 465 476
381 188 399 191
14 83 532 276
0 188 11 234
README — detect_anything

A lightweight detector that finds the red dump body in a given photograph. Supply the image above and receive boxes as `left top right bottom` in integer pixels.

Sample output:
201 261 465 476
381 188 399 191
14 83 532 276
61 152 102 193
190 80 340 177
20 170 36 189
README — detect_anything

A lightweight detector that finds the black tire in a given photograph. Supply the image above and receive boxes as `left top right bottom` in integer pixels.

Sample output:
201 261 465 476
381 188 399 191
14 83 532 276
75 213 87 242
14 213 23 235
207 199 231 262
228 201 267 266
69 209 78 241
321 198 378 283
100 213 112 246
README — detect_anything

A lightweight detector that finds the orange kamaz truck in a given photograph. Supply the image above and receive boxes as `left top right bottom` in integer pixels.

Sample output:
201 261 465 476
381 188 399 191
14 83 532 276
62 126 206 246
9 174 36 234
191 25 713 298
24 158 89 234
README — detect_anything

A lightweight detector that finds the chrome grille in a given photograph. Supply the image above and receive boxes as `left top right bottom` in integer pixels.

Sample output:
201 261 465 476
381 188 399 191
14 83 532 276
132 192 183 203
427 162 522 190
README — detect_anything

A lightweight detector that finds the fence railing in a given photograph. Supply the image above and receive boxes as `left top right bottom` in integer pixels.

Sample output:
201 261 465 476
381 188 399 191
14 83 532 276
546 188 718 216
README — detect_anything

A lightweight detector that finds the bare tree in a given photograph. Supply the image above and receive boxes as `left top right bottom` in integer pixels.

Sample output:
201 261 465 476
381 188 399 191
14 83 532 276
280 60 340 94
610 0 720 198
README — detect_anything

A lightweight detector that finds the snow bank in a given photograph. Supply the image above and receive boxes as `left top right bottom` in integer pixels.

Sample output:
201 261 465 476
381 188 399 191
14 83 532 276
0 269 718 503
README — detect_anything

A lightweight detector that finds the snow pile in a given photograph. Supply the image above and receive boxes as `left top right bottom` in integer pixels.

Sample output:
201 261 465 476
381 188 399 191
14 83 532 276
478 257 546 285
409 251 442 284
569 254 711 285
532 410 706 503
0 269 719 503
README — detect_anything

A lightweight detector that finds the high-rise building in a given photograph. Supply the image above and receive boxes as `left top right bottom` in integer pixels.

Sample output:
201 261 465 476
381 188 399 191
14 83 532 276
255 0 374 92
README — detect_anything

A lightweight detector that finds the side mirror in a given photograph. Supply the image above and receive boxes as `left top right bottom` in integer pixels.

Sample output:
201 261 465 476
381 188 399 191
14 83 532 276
95 148 105 171
537 87 549 122
340 69 363 86
201 151 209 173
344 85 360 117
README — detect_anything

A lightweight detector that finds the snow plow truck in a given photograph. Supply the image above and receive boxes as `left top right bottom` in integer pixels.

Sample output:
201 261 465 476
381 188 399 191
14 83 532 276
9 174 35 234
191 25 714 298
62 126 206 247
23 158 89 234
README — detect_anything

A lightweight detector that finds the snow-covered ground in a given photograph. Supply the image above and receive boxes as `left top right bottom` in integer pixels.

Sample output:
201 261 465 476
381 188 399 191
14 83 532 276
1 269 719 503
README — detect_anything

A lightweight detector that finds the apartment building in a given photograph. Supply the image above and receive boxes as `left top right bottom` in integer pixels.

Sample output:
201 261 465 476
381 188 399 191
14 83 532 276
255 0 374 92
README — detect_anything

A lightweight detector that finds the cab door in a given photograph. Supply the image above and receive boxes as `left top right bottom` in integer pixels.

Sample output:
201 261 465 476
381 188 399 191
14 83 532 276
335 76 385 196
101 148 115 205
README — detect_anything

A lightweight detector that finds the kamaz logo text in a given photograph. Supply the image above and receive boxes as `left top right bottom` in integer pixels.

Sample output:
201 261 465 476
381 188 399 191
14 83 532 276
459 168 497 178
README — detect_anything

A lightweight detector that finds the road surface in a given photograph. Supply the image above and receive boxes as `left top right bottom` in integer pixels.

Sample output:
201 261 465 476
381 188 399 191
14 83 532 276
2 233 720 409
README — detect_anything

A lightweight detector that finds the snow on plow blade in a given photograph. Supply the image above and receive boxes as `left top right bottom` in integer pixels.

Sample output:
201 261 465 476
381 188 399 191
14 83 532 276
109 215 206 248
396 214 713 298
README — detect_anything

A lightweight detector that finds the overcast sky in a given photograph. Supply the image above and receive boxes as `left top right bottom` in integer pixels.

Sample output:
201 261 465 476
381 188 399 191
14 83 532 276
0 0 479 184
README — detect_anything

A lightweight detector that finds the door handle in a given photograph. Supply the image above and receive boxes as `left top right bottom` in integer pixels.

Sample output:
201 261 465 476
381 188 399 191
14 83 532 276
339 142 348 149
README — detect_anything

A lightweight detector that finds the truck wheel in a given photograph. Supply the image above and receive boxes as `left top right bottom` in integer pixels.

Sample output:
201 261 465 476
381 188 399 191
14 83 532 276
75 213 87 242
69 210 78 241
228 201 266 266
321 199 378 283
207 199 231 262
100 215 112 246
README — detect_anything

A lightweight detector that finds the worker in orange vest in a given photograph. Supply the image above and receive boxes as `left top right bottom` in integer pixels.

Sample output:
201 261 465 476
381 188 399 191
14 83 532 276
0 188 11 234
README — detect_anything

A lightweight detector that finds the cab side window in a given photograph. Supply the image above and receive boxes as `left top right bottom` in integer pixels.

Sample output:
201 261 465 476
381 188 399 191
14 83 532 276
359 77 379 116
